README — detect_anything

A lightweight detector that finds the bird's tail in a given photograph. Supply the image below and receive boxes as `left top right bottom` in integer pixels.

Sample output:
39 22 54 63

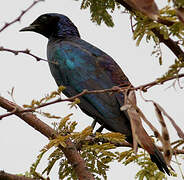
134 123 170 175
128 119 170 175
125 91 170 175
150 145 170 175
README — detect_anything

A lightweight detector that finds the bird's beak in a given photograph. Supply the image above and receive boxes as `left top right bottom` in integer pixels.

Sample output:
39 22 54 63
19 24 38 32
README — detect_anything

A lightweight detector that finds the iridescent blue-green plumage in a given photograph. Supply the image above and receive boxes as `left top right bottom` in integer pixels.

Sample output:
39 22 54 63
47 35 132 138
20 13 170 175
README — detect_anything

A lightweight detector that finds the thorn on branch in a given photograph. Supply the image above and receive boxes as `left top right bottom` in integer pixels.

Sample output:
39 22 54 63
25 49 30 54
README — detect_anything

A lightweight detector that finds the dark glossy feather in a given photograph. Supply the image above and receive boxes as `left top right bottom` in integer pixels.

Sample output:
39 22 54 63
47 36 132 137
20 13 170 175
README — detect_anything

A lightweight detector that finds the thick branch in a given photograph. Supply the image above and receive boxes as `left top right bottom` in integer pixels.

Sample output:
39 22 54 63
0 96 94 180
0 171 34 180
116 0 175 26
115 0 184 60
151 28 184 60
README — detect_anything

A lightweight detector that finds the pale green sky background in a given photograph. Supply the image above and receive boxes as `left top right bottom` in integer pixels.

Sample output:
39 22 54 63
0 0 183 179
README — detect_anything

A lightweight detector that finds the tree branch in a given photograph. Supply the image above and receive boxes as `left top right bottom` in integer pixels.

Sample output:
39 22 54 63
0 170 34 180
132 73 184 91
0 47 57 64
116 0 175 26
115 0 184 60
0 96 94 180
151 28 184 60
1 73 184 120
0 0 44 33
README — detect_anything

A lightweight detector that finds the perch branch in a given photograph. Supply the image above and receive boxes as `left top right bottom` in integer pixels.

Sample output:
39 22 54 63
115 0 184 61
0 170 34 180
0 96 94 180
1 73 184 120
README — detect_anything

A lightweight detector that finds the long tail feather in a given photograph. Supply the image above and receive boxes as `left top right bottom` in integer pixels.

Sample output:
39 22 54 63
124 91 170 175
150 145 170 175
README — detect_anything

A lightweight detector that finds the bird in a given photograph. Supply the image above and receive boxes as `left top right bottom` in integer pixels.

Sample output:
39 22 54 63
20 13 170 175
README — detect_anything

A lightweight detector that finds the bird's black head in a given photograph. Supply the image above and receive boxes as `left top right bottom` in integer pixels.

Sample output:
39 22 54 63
20 13 80 39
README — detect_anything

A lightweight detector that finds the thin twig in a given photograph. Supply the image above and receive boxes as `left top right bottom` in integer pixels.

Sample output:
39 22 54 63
134 73 184 91
0 0 44 33
1 74 184 119
0 47 58 64
0 107 17 120
130 15 134 33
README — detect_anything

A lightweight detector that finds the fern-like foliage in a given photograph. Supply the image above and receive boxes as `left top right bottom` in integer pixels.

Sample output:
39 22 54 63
25 113 178 180
80 0 120 27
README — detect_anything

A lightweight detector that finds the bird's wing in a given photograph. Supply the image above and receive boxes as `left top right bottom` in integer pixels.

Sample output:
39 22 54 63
47 37 132 134
47 37 170 174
